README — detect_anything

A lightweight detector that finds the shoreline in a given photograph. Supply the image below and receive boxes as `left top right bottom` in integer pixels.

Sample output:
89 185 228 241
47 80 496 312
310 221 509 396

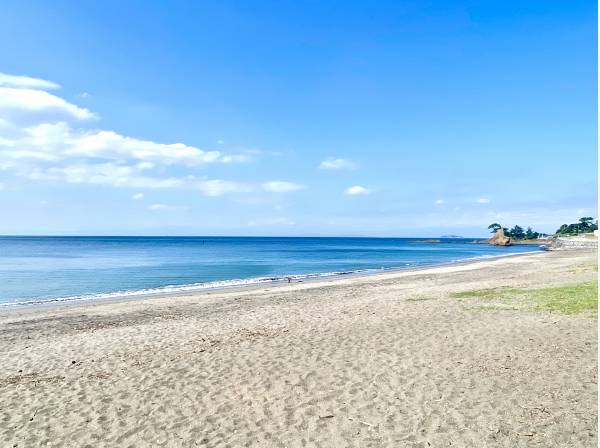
1 248 596 447
0 248 544 311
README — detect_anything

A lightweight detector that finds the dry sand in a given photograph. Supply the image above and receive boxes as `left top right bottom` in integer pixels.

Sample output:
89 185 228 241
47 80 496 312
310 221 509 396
0 250 597 447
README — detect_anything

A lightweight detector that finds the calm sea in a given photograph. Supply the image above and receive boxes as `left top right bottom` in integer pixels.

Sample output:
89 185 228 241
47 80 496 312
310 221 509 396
0 236 541 306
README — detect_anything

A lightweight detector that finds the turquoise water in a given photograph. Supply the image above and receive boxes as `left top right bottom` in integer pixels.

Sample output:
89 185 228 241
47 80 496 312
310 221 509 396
0 236 541 306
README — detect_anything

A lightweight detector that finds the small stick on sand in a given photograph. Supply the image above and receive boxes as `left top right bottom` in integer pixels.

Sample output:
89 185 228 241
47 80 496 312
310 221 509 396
348 417 376 427
517 432 536 437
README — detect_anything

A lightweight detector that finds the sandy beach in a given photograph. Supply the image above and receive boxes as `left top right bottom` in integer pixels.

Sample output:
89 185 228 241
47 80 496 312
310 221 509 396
1 250 597 447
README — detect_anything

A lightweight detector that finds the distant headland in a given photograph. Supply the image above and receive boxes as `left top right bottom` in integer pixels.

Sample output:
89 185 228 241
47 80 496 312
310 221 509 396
476 217 598 247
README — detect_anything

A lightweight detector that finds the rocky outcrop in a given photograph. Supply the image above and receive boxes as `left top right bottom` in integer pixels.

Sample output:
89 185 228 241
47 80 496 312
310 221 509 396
488 228 512 246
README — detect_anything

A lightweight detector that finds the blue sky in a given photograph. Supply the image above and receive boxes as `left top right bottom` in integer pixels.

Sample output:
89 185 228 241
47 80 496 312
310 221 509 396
0 0 596 236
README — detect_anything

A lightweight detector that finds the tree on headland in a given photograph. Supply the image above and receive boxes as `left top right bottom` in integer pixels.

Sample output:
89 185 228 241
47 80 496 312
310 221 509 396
487 223 543 240
508 225 525 240
486 217 599 239
525 227 539 240
487 223 501 233
579 217 596 231
555 217 598 235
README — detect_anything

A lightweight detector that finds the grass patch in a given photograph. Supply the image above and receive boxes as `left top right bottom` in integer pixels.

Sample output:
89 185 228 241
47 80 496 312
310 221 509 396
451 288 521 301
406 295 436 302
450 282 598 316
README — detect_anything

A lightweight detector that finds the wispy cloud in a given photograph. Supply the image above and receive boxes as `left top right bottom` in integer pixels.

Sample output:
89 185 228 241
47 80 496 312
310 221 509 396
319 157 357 170
262 181 305 193
196 179 253 197
476 198 490 204
0 73 60 90
132 192 144 200
24 163 185 189
220 154 251 163
148 203 189 211
434 199 445 205
344 185 371 195
0 72 252 192
0 87 95 121
61 129 226 164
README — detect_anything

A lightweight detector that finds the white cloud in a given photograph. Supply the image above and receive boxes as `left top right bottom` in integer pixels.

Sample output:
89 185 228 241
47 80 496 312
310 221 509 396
132 192 144 200
0 73 253 192
319 158 357 170
1 121 243 167
24 163 184 189
0 73 60 90
344 185 371 195
220 154 251 163
262 181 305 193
148 203 188 211
476 198 490 204
64 129 224 165
0 87 95 121
434 199 445 205
0 136 15 146
196 179 253 197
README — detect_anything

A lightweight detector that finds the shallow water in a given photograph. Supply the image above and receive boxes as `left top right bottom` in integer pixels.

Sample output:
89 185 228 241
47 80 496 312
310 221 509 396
0 236 541 305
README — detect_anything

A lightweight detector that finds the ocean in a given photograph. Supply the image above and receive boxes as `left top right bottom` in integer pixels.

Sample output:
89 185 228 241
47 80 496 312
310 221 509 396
0 236 542 306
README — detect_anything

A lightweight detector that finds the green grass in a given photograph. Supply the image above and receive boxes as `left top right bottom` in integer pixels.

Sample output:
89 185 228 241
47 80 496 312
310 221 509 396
450 282 598 316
